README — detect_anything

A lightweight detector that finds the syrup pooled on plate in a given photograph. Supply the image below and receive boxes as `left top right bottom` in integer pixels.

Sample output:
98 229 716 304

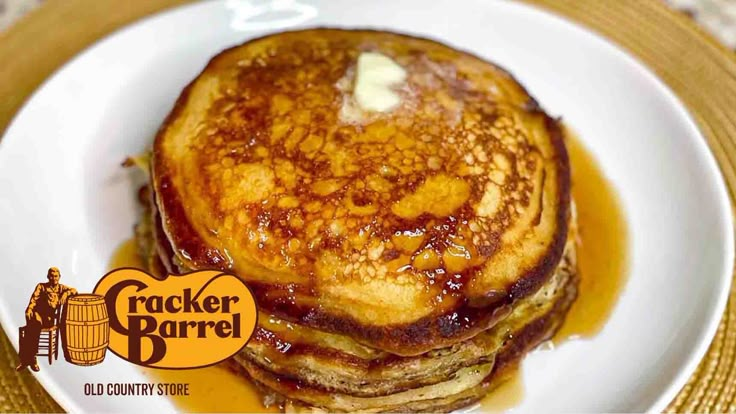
108 130 627 413
108 238 142 270
478 369 525 413
140 364 278 413
555 129 629 341
478 129 628 412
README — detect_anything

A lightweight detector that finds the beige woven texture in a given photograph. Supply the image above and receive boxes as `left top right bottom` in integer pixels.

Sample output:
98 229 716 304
0 0 734 412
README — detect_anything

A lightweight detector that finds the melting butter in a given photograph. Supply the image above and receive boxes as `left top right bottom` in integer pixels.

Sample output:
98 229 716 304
354 52 407 112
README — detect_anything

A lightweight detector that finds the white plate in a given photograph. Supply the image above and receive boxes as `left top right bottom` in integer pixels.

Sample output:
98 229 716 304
0 0 732 412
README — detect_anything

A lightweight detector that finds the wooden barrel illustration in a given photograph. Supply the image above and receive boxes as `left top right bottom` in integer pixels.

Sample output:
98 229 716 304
61 294 110 366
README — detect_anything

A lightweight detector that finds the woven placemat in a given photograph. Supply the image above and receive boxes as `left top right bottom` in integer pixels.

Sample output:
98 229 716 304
0 0 734 412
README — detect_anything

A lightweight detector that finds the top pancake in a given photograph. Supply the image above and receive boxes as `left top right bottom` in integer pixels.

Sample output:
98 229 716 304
152 29 570 355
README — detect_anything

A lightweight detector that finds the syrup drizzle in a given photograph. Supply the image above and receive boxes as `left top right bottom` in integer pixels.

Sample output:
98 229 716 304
108 130 627 413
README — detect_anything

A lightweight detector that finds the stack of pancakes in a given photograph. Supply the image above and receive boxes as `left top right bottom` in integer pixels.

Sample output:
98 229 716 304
133 29 578 412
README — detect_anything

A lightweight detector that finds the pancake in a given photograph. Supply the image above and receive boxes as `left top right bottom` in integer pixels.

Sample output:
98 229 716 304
134 178 577 412
131 28 578 413
151 28 571 356
230 240 577 412
239 236 575 398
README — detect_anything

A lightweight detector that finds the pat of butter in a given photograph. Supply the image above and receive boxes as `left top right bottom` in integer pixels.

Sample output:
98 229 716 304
354 52 407 112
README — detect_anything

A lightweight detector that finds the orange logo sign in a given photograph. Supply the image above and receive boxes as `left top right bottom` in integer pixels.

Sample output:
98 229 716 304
93 269 257 369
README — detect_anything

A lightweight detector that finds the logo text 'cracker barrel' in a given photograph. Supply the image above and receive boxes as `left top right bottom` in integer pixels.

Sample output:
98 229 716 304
93 269 257 369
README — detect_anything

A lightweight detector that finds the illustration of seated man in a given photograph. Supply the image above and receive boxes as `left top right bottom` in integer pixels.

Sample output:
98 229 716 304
16 267 77 372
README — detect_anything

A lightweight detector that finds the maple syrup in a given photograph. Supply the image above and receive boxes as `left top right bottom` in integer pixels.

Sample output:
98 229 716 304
479 130 629 412
108 130 627 413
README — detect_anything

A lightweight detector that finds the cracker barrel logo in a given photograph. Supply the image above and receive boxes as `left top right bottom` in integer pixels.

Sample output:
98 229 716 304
93 268 257 368
15 267 257 371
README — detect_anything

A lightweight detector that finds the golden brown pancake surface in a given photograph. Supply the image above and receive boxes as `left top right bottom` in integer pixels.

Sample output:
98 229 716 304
152 29 570 355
